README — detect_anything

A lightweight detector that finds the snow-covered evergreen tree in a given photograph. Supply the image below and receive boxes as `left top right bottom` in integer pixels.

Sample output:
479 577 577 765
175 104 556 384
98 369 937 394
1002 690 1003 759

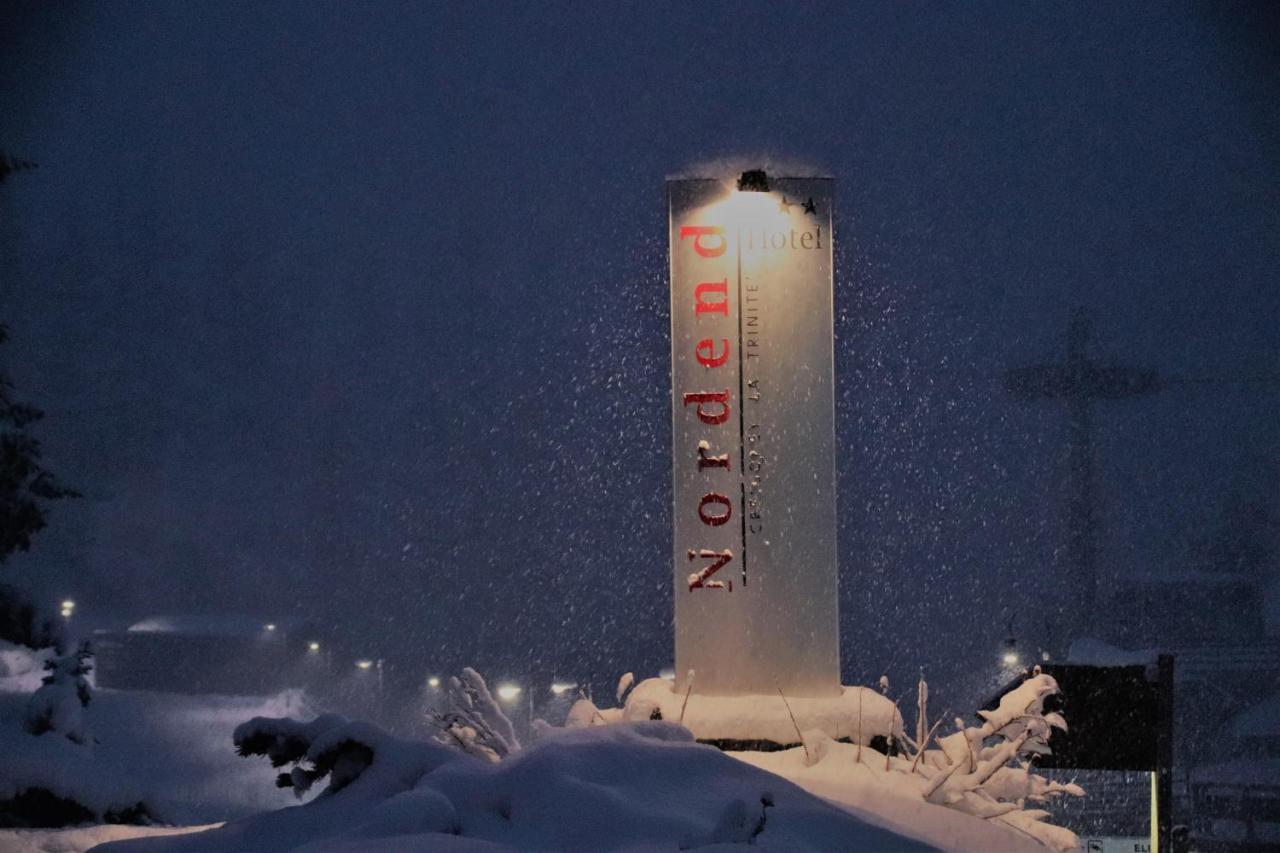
24 640 94 744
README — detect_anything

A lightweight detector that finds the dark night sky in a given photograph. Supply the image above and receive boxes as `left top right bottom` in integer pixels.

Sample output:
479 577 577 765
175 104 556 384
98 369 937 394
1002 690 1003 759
2 2 1277 703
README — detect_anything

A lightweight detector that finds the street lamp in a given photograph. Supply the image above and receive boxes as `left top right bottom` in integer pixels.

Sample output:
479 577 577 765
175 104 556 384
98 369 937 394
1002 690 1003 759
308 641 321 653
427 675 440 689
495 683 522 702
60 600 75 619
550 681 577 696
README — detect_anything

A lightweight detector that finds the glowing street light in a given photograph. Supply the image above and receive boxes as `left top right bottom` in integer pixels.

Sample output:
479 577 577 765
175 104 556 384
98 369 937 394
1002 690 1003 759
427 676 441 688
307 641 321 653
549 682 577 696
356 660 373 670
495 683 522 702
60 599 75 618
1002 651 1021 667
264 623 277 632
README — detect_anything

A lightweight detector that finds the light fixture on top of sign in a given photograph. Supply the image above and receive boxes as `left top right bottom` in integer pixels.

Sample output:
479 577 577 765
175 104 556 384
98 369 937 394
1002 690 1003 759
736 169 770 192
723 168 797 237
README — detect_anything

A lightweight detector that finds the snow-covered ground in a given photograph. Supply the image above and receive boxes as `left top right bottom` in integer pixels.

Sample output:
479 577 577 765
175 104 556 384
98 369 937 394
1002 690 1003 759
0 641 314 826
0 824 218 853
94 719 934 852
3 648 1081 851
735 742 1052 852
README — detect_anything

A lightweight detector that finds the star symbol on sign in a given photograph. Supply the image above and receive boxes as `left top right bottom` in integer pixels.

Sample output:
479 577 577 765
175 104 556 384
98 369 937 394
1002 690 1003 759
802 197 817 216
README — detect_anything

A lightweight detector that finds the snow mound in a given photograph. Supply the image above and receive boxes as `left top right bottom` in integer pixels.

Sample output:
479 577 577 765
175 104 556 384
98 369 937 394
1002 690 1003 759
95 719 929 852
0 687 313 824
622 677 903 746
0 641 54 694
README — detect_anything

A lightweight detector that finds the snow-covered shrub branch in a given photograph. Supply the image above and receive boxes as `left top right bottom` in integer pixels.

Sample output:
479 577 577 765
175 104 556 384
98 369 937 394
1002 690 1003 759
427 667 520 762
909 672 1083 850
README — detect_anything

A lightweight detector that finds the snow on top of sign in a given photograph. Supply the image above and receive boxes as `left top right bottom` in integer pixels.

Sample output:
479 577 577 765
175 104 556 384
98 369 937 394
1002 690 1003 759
622 677 903 745
1066 638 1160 667
666 154 832 182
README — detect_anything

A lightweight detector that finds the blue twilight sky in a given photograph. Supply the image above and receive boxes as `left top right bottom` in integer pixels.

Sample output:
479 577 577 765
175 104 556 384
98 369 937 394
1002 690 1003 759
1 1 1277 702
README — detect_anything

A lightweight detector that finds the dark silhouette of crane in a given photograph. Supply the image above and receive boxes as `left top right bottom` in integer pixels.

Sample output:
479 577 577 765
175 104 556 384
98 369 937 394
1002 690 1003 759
1005 309 1160 641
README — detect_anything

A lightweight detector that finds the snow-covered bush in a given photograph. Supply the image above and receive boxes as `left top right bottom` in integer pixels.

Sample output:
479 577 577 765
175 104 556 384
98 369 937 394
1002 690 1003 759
426 667 520 761
25 640 93 744
906 672 1083 850
234 713 456 799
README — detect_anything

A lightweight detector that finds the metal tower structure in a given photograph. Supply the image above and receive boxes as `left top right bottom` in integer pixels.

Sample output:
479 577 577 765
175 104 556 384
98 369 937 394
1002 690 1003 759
1005 309 1160 638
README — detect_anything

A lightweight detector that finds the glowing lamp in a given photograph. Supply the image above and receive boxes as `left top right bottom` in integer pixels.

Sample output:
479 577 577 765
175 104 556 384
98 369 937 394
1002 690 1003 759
495 684 522 701
427 676 440 688
550 682 576 696
307 641 321 653
356 660 373 670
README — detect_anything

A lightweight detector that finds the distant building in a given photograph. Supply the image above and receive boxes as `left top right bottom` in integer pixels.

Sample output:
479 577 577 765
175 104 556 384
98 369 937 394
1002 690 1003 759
93 615 314 695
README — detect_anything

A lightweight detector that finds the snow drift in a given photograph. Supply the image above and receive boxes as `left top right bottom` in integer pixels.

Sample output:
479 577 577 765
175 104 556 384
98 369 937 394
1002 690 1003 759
95 718 929 852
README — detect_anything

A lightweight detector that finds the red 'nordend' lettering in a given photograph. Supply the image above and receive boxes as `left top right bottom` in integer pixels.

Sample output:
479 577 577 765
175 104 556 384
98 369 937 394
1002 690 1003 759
687 548 733 590
679 225 727 258
693 279 729 316
697 441 730 471
695 338 730 368
698 493 732 526
683 390 731 425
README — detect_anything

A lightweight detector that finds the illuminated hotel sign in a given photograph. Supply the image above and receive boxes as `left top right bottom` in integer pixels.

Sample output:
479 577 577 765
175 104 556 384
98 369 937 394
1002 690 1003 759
668 174 839 697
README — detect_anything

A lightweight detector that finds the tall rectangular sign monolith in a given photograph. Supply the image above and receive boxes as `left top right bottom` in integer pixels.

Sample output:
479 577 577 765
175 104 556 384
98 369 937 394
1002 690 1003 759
669 175 839 697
